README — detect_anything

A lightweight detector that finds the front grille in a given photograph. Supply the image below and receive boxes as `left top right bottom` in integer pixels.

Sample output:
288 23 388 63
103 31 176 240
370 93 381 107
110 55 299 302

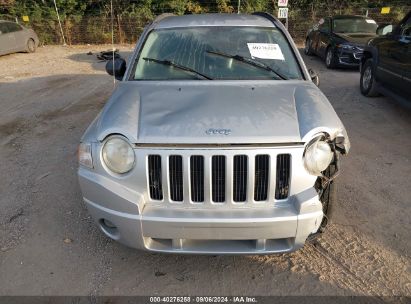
275 154 291 199
254 155 270 201
190 156 204 202
147 152 291 204
233 155 248 202
211 156 226 202
169 155 183 201
148 155 163 200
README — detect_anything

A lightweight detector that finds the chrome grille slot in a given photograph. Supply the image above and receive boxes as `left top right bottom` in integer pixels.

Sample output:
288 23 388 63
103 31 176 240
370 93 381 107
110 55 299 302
148 155 163 200
190 155 204 202
212 155 226 202
254 155 269 201
233 155 248 202
169 155 183 202
275 154 291 200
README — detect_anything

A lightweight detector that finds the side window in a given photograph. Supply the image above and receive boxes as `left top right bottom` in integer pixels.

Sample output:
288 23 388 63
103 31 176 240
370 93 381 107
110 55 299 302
6 22 22 33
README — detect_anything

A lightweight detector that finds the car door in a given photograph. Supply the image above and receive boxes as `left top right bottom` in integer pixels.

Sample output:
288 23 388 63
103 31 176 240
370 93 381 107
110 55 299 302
0 22 16 55
317 18 331 58
376 14 410 97
398 15 411 98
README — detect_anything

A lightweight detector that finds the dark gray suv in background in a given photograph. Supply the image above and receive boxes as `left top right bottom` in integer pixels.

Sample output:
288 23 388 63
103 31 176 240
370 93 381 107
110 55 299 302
360 11 411 101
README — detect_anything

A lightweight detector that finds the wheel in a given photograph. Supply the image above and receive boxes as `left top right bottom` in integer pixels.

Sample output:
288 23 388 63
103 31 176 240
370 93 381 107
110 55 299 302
360 58 380 97
319 164 336 231
307 159 337 242
26 39 36 53
325 47 337 69
304 38 313 55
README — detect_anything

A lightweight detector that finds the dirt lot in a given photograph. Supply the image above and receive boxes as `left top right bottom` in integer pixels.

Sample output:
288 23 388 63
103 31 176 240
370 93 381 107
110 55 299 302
0 45 410 299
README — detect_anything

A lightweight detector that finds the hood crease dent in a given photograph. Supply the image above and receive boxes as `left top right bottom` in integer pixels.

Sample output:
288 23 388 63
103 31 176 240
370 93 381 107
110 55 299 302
91 81 347 145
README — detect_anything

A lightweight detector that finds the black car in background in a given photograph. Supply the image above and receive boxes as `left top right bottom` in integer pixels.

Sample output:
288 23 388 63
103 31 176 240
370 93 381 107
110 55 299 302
360 11 411 102
305 15 378 68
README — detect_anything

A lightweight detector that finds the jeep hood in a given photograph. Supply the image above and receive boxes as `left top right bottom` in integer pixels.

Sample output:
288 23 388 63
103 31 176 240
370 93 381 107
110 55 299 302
92 80 348 145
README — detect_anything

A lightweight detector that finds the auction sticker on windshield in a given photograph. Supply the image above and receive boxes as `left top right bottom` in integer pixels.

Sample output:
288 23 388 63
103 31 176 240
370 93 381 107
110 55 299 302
247 43 285 60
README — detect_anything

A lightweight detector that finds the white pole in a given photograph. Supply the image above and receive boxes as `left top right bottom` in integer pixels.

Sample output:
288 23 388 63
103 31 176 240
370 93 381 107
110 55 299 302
238 0 240 14
111 0 115 85
53 0 66 45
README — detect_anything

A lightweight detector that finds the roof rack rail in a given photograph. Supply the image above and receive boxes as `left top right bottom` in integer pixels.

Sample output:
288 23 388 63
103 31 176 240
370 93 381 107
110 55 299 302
252 12 290 36
153 13 176 24
252 12 282 26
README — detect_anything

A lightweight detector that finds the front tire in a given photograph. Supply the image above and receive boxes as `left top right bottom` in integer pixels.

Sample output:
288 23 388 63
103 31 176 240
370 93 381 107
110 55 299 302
26 39 36 53
318 162 337 232
360 58 380 97
307 159 337 242
325 47 337 69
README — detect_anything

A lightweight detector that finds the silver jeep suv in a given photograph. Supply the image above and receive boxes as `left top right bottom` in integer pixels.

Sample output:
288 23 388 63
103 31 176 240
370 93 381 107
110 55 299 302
78 13 350 254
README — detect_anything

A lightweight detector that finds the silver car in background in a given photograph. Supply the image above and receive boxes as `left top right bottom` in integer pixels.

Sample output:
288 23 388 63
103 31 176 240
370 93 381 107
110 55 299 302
78 13 350 254
0 20 39 56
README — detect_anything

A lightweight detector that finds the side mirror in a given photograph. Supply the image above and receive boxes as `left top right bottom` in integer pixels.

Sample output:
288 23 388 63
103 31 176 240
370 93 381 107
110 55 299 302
377 24 393 35
105 58 126 80
308 68 320 87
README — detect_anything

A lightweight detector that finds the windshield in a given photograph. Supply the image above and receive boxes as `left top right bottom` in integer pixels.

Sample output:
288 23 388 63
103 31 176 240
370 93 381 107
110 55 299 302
132 26 302 80
333 18 378 34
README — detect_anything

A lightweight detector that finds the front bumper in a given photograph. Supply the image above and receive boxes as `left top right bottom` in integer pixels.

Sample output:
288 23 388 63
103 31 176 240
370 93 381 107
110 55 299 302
335 48 363 67
79 168 323 254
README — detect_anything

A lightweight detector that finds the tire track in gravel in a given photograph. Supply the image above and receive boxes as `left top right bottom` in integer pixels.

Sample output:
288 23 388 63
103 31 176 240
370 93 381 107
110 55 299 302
287 226 411 297
324 227 410 295
0 76 110 254
300 68 411 298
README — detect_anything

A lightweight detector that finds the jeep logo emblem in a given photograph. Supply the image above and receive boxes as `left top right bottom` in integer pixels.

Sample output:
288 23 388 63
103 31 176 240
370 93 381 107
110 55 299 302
206 128 231 135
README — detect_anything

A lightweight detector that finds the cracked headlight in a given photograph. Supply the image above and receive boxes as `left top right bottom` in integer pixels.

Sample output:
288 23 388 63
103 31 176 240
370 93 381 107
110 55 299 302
102 136 135 174
303 136 333 176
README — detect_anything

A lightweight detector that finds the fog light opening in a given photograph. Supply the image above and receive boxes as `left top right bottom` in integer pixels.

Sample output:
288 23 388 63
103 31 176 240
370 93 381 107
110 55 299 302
99 218 119 239
102 218 116 228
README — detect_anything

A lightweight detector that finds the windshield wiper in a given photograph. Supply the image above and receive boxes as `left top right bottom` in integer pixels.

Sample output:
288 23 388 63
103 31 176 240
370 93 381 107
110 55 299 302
143 57 213 80
206 50 288 80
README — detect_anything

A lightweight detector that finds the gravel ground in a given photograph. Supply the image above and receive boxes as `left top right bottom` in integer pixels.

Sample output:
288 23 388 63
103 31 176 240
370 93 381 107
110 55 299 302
0 45 410 299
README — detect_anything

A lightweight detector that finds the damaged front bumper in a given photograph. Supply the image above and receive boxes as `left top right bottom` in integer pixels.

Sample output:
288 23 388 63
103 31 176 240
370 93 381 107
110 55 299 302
79 167 323 254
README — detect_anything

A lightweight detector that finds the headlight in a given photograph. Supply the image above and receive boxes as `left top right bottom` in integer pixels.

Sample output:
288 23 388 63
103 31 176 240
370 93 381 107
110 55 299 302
303 136 333 176
337 43 355 50
102 136 135 174
78 142 93 168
